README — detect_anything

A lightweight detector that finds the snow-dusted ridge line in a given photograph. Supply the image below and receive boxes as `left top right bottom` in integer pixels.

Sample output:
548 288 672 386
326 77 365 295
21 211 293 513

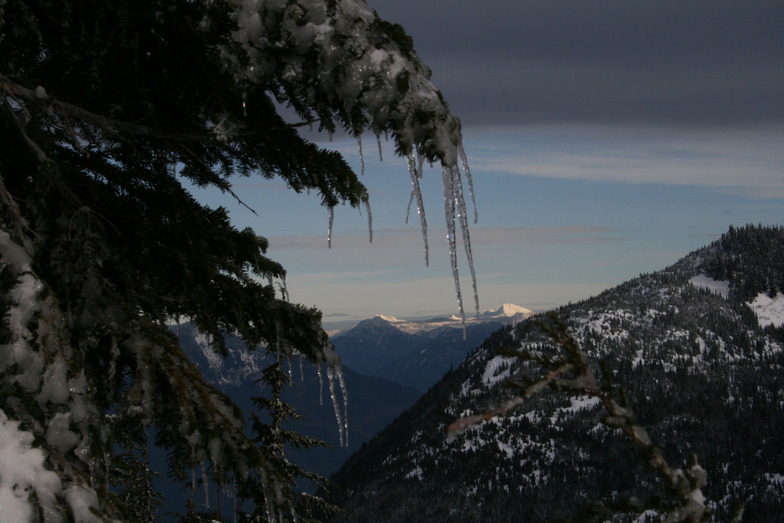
334 303 534 336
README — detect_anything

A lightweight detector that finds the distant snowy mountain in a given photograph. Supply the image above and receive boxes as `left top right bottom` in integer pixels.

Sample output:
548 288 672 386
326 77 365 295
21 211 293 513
479 302 535 319
330 304 532 390
327 224 784 522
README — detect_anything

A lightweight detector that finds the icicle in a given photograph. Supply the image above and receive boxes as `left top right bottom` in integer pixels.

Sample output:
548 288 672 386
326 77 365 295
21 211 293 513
451 163 480 319
242 95 247 117
336 365 349 446
232 475 237 523
298 353 304 381
105 451 110 490
326 365 346 447
356 135 365 176
442 166 466 333
316 364 324 405
280 274 289 302
405 190 415 224
364 193 373 244
406 151 429 267
327 206 334 248
459 145 478 224
201 461 210 510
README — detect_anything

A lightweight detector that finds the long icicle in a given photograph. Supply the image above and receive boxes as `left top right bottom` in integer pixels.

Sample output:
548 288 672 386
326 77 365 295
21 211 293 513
442 165 465 332
201 461 210 510
316 364 324 405
356 135 365 177
336 365 349 447
451 163 480 318
363 191 373 243
327 206 334 248
458 145 478 224
405 190 415 224
326 364 345 447
407 151 429 267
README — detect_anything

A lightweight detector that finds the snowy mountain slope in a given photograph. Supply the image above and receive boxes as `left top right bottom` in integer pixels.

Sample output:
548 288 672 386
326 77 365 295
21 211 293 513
329 316 429 376
327 225 784 522
378 321 504 391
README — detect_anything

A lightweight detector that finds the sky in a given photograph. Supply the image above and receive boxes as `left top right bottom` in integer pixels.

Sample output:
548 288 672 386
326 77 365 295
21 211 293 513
196 0 784 325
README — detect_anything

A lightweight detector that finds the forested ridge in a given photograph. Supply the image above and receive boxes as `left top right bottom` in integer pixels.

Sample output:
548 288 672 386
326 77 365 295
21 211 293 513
327 225 784 522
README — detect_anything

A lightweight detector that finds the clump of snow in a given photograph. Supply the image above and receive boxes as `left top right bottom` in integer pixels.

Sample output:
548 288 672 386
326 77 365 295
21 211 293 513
557 395 602 415
0 409 63 521
688 275 730 298
64 485 103 523
749 293 784 327
482 355 514 387
405 465 424 481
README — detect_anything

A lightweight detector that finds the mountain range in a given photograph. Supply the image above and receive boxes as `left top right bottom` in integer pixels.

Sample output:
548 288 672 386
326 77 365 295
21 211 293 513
330 304 533 390
157 303 529 517
326 224 784 522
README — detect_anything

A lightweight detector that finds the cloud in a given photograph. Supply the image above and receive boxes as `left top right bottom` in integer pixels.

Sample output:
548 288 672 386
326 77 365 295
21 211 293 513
465 125 784 198
471 226 627 245
283 269 615 318
372 0 784 128
268 224 629 253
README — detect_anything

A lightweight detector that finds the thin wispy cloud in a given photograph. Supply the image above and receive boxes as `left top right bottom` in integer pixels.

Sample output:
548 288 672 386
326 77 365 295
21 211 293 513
471 226 627 246
269 225 628 250
467 126 784 199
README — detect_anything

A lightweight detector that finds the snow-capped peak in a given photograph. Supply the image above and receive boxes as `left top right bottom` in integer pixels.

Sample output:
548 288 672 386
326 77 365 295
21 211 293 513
482 303 534 318
375 314 403 323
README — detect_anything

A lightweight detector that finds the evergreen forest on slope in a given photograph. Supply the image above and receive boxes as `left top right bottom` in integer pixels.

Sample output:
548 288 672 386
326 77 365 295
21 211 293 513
327 224 784 522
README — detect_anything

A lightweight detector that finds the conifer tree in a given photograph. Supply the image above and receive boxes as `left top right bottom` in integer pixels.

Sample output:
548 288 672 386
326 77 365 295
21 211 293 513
0 0 473 519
